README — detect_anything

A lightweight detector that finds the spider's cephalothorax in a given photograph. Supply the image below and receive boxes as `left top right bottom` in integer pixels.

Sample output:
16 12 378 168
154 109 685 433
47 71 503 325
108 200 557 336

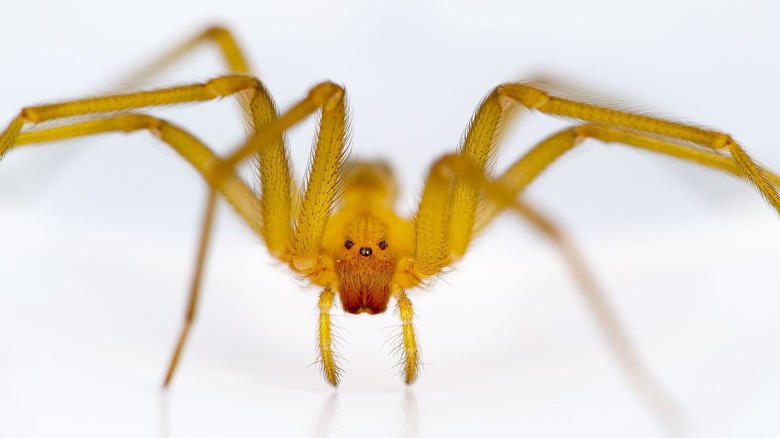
322 162 415 315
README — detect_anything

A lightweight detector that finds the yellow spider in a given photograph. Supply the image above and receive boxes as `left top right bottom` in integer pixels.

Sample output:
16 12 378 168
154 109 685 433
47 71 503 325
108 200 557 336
2 27 779 424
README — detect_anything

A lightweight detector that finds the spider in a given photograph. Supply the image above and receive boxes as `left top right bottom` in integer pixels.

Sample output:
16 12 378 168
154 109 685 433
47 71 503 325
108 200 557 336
2 27 779 422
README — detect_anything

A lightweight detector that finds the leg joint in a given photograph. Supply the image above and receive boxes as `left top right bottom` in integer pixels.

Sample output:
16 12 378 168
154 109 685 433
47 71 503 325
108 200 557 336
308 81 345 109
204 75 260 98
496 83 551 109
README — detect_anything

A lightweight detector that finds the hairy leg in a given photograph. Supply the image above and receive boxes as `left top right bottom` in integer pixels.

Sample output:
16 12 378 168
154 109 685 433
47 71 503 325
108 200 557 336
120 25 254 83
1 75 263 158
433 82 780 270
318 286 341 386
112 26 293 254
216 81 347 281
393 286 420 384
419 153 682 428
495 83 780 213
214 81 350 386
448 88 517 258
288 87 347 273
4 80 347 386
476 124 780 230
4 114 261 387
510 200 681 430
0 73 291 247
164 189 219 387
10 114 261 234
114 25 294 253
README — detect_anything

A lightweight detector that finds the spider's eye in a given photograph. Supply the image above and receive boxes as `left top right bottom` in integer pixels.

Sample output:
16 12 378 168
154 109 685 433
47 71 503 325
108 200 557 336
378 240 388 250
344 239 354 250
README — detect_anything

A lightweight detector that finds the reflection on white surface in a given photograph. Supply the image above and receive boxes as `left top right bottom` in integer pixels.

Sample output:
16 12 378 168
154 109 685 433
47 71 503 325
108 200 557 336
1 206 779 437
311 392 339 438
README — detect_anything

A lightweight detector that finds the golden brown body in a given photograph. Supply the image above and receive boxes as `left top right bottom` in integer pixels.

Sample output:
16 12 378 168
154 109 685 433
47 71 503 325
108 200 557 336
2 27 779 427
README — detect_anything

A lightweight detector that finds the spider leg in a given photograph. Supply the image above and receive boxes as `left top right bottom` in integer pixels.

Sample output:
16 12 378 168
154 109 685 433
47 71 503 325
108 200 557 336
164 189 218 387
4 81 346 386
448 88 516 258
475 124 780 230
115 25 266 152
419 154 682 427
392 286 420 384
107 25 295 253
318 286 341 386
495 83 780 215
464 124 780 425
413 82 780 279
9 114 262 235
217 81 347 277
120 26 253 84
407 88 517 280
439 83 780 268
0 74 291 250
509 200 681 431
5 113 261 387
217 82 349 384
405 156 453 280
287 84 346 273
409 84 780 405
0 75 257 127
0 74 276 167
213 82 349 385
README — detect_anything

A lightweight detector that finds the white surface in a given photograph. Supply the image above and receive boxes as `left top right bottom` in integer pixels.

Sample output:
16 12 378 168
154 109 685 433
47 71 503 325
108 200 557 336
1 1 779 437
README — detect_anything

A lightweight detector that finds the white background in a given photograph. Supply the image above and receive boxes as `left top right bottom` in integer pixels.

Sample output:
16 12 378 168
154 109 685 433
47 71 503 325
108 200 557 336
1 1 779 437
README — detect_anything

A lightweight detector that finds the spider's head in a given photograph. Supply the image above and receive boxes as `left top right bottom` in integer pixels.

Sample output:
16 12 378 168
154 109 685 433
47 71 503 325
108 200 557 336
334 213 397 314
